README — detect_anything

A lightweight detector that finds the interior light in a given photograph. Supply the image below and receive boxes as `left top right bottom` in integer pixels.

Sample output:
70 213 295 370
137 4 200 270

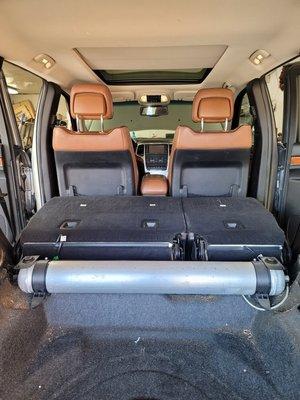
33 54 56 70
249 50 270 66
140 95 147 103
161 94 169 103
8 87 19 95
139 94 170 105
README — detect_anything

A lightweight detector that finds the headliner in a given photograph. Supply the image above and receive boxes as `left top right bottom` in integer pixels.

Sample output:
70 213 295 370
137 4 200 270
0 0 299 98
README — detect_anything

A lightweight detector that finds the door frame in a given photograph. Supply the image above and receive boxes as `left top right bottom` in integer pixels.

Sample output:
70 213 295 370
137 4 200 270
246 77 278 209
0 57 25 237
276 62 300 225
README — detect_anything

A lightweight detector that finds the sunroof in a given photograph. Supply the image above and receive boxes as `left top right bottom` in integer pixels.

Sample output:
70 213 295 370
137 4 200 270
94 68 212 85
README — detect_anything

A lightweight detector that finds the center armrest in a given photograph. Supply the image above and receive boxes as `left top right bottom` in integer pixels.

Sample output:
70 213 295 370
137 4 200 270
141 174 168 196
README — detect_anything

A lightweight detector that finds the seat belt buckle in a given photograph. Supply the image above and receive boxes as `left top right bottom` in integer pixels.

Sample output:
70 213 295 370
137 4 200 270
179 185 188 197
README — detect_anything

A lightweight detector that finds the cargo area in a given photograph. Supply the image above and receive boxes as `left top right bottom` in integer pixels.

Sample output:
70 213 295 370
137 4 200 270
0 194 294 399
0 284 298 400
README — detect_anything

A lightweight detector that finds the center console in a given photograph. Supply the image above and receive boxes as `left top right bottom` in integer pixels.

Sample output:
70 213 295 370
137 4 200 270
137 143 170 175
141 174 168 196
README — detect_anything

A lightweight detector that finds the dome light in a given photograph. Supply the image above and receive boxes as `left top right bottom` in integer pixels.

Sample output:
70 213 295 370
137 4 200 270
33 54 56 70
249 50 270 66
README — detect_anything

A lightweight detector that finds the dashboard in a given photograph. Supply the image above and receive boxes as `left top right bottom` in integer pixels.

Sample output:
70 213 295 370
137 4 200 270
136 141 172 176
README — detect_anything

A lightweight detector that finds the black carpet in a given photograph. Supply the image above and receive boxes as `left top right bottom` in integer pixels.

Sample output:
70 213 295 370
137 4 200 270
0 281 299 400
19 196 285 261
182 197 285 245
20 196 187 260
20 196 186 243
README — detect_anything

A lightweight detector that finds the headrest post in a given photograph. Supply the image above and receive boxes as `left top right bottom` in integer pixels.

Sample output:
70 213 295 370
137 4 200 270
200 118 204 132
224 118 228 132
76 115 82 133
100 114 104 132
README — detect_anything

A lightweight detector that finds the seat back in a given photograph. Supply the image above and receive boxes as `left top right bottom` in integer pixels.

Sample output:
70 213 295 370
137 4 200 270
169 88 252 197
53 84 138 196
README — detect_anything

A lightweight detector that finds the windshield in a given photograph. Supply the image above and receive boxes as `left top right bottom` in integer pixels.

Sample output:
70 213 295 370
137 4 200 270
85 101 223 140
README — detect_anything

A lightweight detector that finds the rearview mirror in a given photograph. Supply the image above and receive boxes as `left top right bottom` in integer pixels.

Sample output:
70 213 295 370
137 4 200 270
140 105 168 117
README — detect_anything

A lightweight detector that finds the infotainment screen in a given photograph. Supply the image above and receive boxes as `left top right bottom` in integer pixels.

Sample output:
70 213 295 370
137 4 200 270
148 145 166 154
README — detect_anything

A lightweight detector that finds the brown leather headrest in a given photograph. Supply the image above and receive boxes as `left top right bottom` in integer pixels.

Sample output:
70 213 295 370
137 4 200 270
192 88 234 123
70 83 113 120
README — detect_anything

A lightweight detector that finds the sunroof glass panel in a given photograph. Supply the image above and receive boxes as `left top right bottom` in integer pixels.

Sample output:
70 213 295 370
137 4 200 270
94 68 212 85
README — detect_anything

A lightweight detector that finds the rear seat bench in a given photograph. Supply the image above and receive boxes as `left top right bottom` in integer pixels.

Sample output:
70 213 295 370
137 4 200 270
19 195 284 262
17 195 287 298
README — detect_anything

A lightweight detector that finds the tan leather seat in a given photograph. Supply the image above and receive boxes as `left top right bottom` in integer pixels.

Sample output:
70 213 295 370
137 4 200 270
53 83 138 196
169 88 252 197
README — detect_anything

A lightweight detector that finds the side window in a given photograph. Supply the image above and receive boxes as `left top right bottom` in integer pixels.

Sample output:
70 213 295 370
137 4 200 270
265 66 285 142
56 95 72 129
239 93 254 126
266 58 300 144
2 61 43 151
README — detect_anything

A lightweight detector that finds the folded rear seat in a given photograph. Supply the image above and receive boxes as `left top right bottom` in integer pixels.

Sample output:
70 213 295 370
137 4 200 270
19 196 285 262
19 196 186 260
182 197 285 261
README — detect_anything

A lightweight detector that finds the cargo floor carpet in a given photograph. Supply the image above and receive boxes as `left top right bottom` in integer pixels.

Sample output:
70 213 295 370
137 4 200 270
0 284 299 400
